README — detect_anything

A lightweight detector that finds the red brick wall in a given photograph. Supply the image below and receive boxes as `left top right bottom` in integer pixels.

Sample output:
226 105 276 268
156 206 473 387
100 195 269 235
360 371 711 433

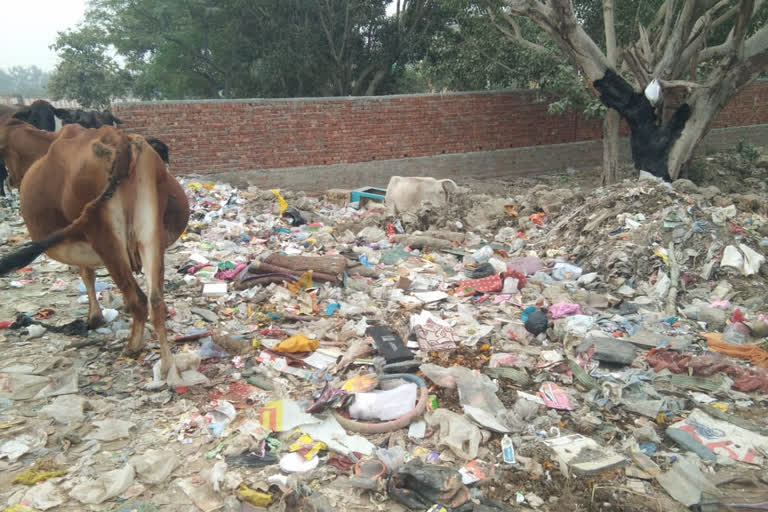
113 81 768 176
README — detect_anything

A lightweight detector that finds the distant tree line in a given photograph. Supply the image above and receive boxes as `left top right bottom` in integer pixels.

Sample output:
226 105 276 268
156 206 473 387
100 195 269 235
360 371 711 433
0 66 51 99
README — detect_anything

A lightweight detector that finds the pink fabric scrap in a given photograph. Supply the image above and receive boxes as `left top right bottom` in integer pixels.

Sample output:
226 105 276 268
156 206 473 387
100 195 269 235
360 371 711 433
549 302 583 319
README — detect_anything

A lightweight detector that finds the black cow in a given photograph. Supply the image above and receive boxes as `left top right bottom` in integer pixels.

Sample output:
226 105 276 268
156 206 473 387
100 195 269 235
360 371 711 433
145 138 169 165
11 101 122 131
1 100 167 197
10 100 60 131
55 108 123 129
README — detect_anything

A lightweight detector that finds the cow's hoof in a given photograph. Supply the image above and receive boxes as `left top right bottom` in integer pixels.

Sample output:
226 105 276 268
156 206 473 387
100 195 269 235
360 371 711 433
87 314 104 329
123 345 145 360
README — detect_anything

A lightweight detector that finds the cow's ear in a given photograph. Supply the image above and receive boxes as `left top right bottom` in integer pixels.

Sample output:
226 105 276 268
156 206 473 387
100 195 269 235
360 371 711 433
53 108 68 117
11 110 29 122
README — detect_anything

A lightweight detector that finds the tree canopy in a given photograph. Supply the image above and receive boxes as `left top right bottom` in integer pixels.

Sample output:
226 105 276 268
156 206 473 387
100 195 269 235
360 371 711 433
49 0 457 104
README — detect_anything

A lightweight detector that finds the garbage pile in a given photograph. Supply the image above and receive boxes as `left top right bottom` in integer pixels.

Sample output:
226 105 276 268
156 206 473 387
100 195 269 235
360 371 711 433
0 167 767 512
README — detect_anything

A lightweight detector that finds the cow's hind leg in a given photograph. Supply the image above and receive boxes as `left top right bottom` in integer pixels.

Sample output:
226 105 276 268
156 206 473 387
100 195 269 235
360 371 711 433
138 236 172 377
79 267 104 328
83 227 148 360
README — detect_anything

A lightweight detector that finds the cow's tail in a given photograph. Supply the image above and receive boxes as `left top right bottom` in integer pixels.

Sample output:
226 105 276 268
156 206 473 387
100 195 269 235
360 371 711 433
0 134 132 275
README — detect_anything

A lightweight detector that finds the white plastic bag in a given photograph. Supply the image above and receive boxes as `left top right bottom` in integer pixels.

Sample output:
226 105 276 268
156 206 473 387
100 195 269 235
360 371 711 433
349 382 417 421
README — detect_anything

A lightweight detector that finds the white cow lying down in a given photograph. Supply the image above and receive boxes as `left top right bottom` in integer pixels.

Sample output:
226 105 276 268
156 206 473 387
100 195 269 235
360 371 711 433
385 176 459 215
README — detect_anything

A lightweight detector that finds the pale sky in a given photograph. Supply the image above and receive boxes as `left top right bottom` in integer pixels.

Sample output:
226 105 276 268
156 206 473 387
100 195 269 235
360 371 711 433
0 0 87 71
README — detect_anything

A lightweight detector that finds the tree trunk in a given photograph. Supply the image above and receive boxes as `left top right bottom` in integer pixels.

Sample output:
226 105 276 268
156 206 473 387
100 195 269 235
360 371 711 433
666 80 739 179
365 68 389 96
601 0 619 186
593 70 690 180
601 109 620 185
665 104 713 180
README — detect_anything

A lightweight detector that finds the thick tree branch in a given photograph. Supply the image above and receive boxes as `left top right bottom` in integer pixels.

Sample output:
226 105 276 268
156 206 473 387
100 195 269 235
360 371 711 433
657 78 706 91
505 0 608 81
744 21 768 59
699 42 731 62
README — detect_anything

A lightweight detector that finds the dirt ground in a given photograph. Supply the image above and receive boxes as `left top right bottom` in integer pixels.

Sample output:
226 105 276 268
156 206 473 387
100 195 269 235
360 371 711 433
0 150 767 512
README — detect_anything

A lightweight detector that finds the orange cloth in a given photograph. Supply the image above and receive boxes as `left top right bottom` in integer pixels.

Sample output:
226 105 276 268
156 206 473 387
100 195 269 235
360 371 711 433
703 332 768 367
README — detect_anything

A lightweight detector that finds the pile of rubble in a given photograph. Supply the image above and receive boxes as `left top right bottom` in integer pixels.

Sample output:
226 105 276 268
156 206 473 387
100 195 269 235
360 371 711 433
0 162 767 512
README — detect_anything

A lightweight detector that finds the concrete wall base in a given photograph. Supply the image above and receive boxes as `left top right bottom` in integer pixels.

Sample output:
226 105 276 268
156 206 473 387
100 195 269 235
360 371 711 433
202 124 768 191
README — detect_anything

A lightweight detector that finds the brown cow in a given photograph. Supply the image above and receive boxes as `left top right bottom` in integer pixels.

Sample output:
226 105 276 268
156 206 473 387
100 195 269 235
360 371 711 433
0 105 22 196
0 120 188 249
0 124 190 378
0 119 58 189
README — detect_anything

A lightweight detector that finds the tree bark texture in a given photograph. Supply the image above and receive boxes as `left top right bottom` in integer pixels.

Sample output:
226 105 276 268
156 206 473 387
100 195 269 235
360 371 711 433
601 0 619 185
601 110 620 185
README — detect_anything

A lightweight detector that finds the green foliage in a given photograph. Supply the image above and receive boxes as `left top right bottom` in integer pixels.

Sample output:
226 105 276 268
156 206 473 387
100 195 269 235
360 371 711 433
0 66 51 97
420 1 603 118
48 0 450 101
47 26 130 108
733 140 761 162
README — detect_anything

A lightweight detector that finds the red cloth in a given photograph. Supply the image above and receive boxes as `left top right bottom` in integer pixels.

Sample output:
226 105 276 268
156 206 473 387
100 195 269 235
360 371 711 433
457 274 502 294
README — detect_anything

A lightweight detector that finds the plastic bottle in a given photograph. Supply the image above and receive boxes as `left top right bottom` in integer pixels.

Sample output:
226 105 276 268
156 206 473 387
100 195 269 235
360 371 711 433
501 434 516 464
722 322 750 345
471 245 494 263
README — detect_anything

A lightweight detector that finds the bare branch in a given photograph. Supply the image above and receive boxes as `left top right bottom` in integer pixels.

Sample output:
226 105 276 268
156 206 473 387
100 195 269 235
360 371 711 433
654 0 701 78
686 0 730 47
623 47 651 85
712 5 741 32
490 9 550 54
655 0 677 56
730 0 756 57
604 0 618 66
648 1 669 33
657 78 707 90
674 0 732 75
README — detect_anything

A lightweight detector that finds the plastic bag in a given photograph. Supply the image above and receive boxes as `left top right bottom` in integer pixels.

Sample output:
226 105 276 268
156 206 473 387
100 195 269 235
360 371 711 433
274 334 319 353
564 315 594 336
388 459 471 510
348 382 417 421
420 364 506 418
69 465 135 505
427 409 482 460
552 262 583 281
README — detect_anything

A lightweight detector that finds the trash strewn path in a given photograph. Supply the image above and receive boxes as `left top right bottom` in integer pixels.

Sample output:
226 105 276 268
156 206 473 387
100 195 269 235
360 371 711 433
0 155 767 512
